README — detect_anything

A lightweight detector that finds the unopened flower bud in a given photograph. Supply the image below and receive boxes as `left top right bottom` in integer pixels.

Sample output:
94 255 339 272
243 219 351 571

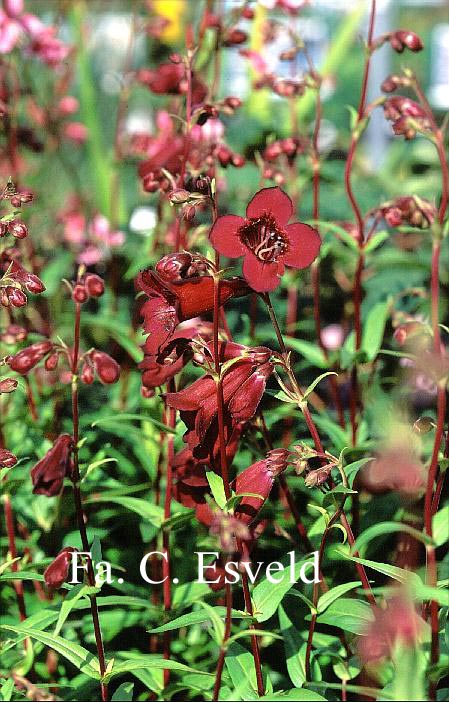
90 350 120 384
0 448 17 468
390 30 423 53
9 341 53 374
413 416 434 434
9 221 28 239
84 273 104 298
80 362 94 384
0 378 18 393
224 96 242 110
7 287 27 307
23 273 45 294
304 465 332 488
169 189 191 205
223 28 247 46
72 284 88 303
45 352 59 371
44 547 77 589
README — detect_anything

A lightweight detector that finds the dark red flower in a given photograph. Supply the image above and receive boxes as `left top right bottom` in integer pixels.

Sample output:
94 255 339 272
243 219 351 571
234 449 290 525
137 63 207 103
9 341 54 374
31 434 73 496
136 253 249 389
209 187 321 292
166 342 273 458
44 547 77 589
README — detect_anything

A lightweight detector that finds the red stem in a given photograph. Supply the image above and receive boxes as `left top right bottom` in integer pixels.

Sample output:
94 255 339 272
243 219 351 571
162 388 176 687
70 301 108 702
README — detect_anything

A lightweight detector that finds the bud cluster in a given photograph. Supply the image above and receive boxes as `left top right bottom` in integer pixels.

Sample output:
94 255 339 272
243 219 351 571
383 97 432 140
71 273 105 304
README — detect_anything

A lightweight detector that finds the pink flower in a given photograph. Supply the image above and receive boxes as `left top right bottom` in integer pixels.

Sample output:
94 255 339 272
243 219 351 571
63 121 88 144
321 324 345 351
358 598 424 664
209 187 321 292
0 9 21 53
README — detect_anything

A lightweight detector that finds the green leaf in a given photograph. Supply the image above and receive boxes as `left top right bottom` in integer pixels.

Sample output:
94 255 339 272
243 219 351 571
302 372 338 402
206 471 227 510
1 624 101 679
91 413 176 435
111 682 134 701
149 607 249 633
261 691 326 701
102 656 212 684
84 496 164 526
317 582 361 613
361 301 389 361
352 522 433 553
364 230 389 253
322 485 357 507
252 554 307 623
314 598 374 635
433 506 449 547
279 606 321 687
225 641 259 700
341 553 422 588
53 584 88 636
284 339 328 369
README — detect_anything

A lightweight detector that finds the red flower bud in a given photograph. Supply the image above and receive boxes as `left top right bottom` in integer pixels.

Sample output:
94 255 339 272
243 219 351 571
84 273 104 298
9 341 53 374
9 221 28 239
72 283 88 303
22 273 45 294
31 434 73 496
90 350 120 384
223 28 247 46
0 377 18 393
390 30 423 53
5 286 27 307
175 277 250 321
45 352 59 371
80 362 94 384
234 449 290 525
224 96 242 110
0 448 17 468
44 547 77 589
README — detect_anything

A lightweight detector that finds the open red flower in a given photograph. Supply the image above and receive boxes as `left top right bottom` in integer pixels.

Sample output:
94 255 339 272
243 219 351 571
209 187 321 292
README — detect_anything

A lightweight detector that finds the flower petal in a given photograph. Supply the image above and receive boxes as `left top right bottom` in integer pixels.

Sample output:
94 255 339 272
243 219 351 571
242 252 281 292
209 215 245 258
283 222 321 269
246 187 293 225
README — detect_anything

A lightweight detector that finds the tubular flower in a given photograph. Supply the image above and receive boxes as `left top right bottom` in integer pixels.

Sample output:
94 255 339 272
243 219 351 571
44 547 77 589
136 253 249 390
234 449 290 525
31 433 73 496
209 187 321 292
166 342 273 459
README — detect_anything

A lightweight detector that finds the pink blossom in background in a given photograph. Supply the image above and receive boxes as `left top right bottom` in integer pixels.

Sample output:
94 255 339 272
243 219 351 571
321 324 345 351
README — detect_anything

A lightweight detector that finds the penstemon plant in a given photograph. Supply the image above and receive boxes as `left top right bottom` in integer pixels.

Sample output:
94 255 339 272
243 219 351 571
0 1 448 701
